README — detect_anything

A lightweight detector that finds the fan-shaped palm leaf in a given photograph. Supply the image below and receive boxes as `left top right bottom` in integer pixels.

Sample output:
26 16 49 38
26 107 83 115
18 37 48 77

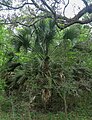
13 28 31 52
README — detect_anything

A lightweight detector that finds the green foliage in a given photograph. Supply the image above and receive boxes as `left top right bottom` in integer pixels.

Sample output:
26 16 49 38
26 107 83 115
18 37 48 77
34 19 56 56
13 27 31 52
0 25 13 67
63 24 80 41
0 22 92 119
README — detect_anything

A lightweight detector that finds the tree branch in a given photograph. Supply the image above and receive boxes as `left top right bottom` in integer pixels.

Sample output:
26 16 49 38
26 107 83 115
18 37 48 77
56 15 92 30
40 0 56 15
78 17 92 24
55 2 92 30
0 20 40 28
31 0 50 13
0 2 34 10
82 0 88 7
63 0 69 16
0 0 92 31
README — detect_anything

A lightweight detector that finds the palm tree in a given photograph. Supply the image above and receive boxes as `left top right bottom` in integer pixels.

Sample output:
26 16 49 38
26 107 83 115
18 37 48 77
34 19 56 57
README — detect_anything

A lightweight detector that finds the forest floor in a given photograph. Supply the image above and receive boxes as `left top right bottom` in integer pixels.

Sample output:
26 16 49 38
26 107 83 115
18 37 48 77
0 108 92 120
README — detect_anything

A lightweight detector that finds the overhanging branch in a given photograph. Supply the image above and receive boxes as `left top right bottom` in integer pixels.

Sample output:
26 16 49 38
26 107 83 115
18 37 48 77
78 17 92 24
40 0 56 15
0 2 33 10
82 0 88 7
63 0 69 16
31 0 50 13
0 0 92 30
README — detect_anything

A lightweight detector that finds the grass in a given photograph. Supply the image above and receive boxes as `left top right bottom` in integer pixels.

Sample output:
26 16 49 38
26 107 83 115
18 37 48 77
0 91 92 120
0 99 92 120
0 111 92 120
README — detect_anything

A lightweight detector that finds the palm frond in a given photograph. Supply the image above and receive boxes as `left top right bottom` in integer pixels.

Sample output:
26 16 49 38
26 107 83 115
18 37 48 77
13 28 31 52
63 25 80 41
34 19 56 56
